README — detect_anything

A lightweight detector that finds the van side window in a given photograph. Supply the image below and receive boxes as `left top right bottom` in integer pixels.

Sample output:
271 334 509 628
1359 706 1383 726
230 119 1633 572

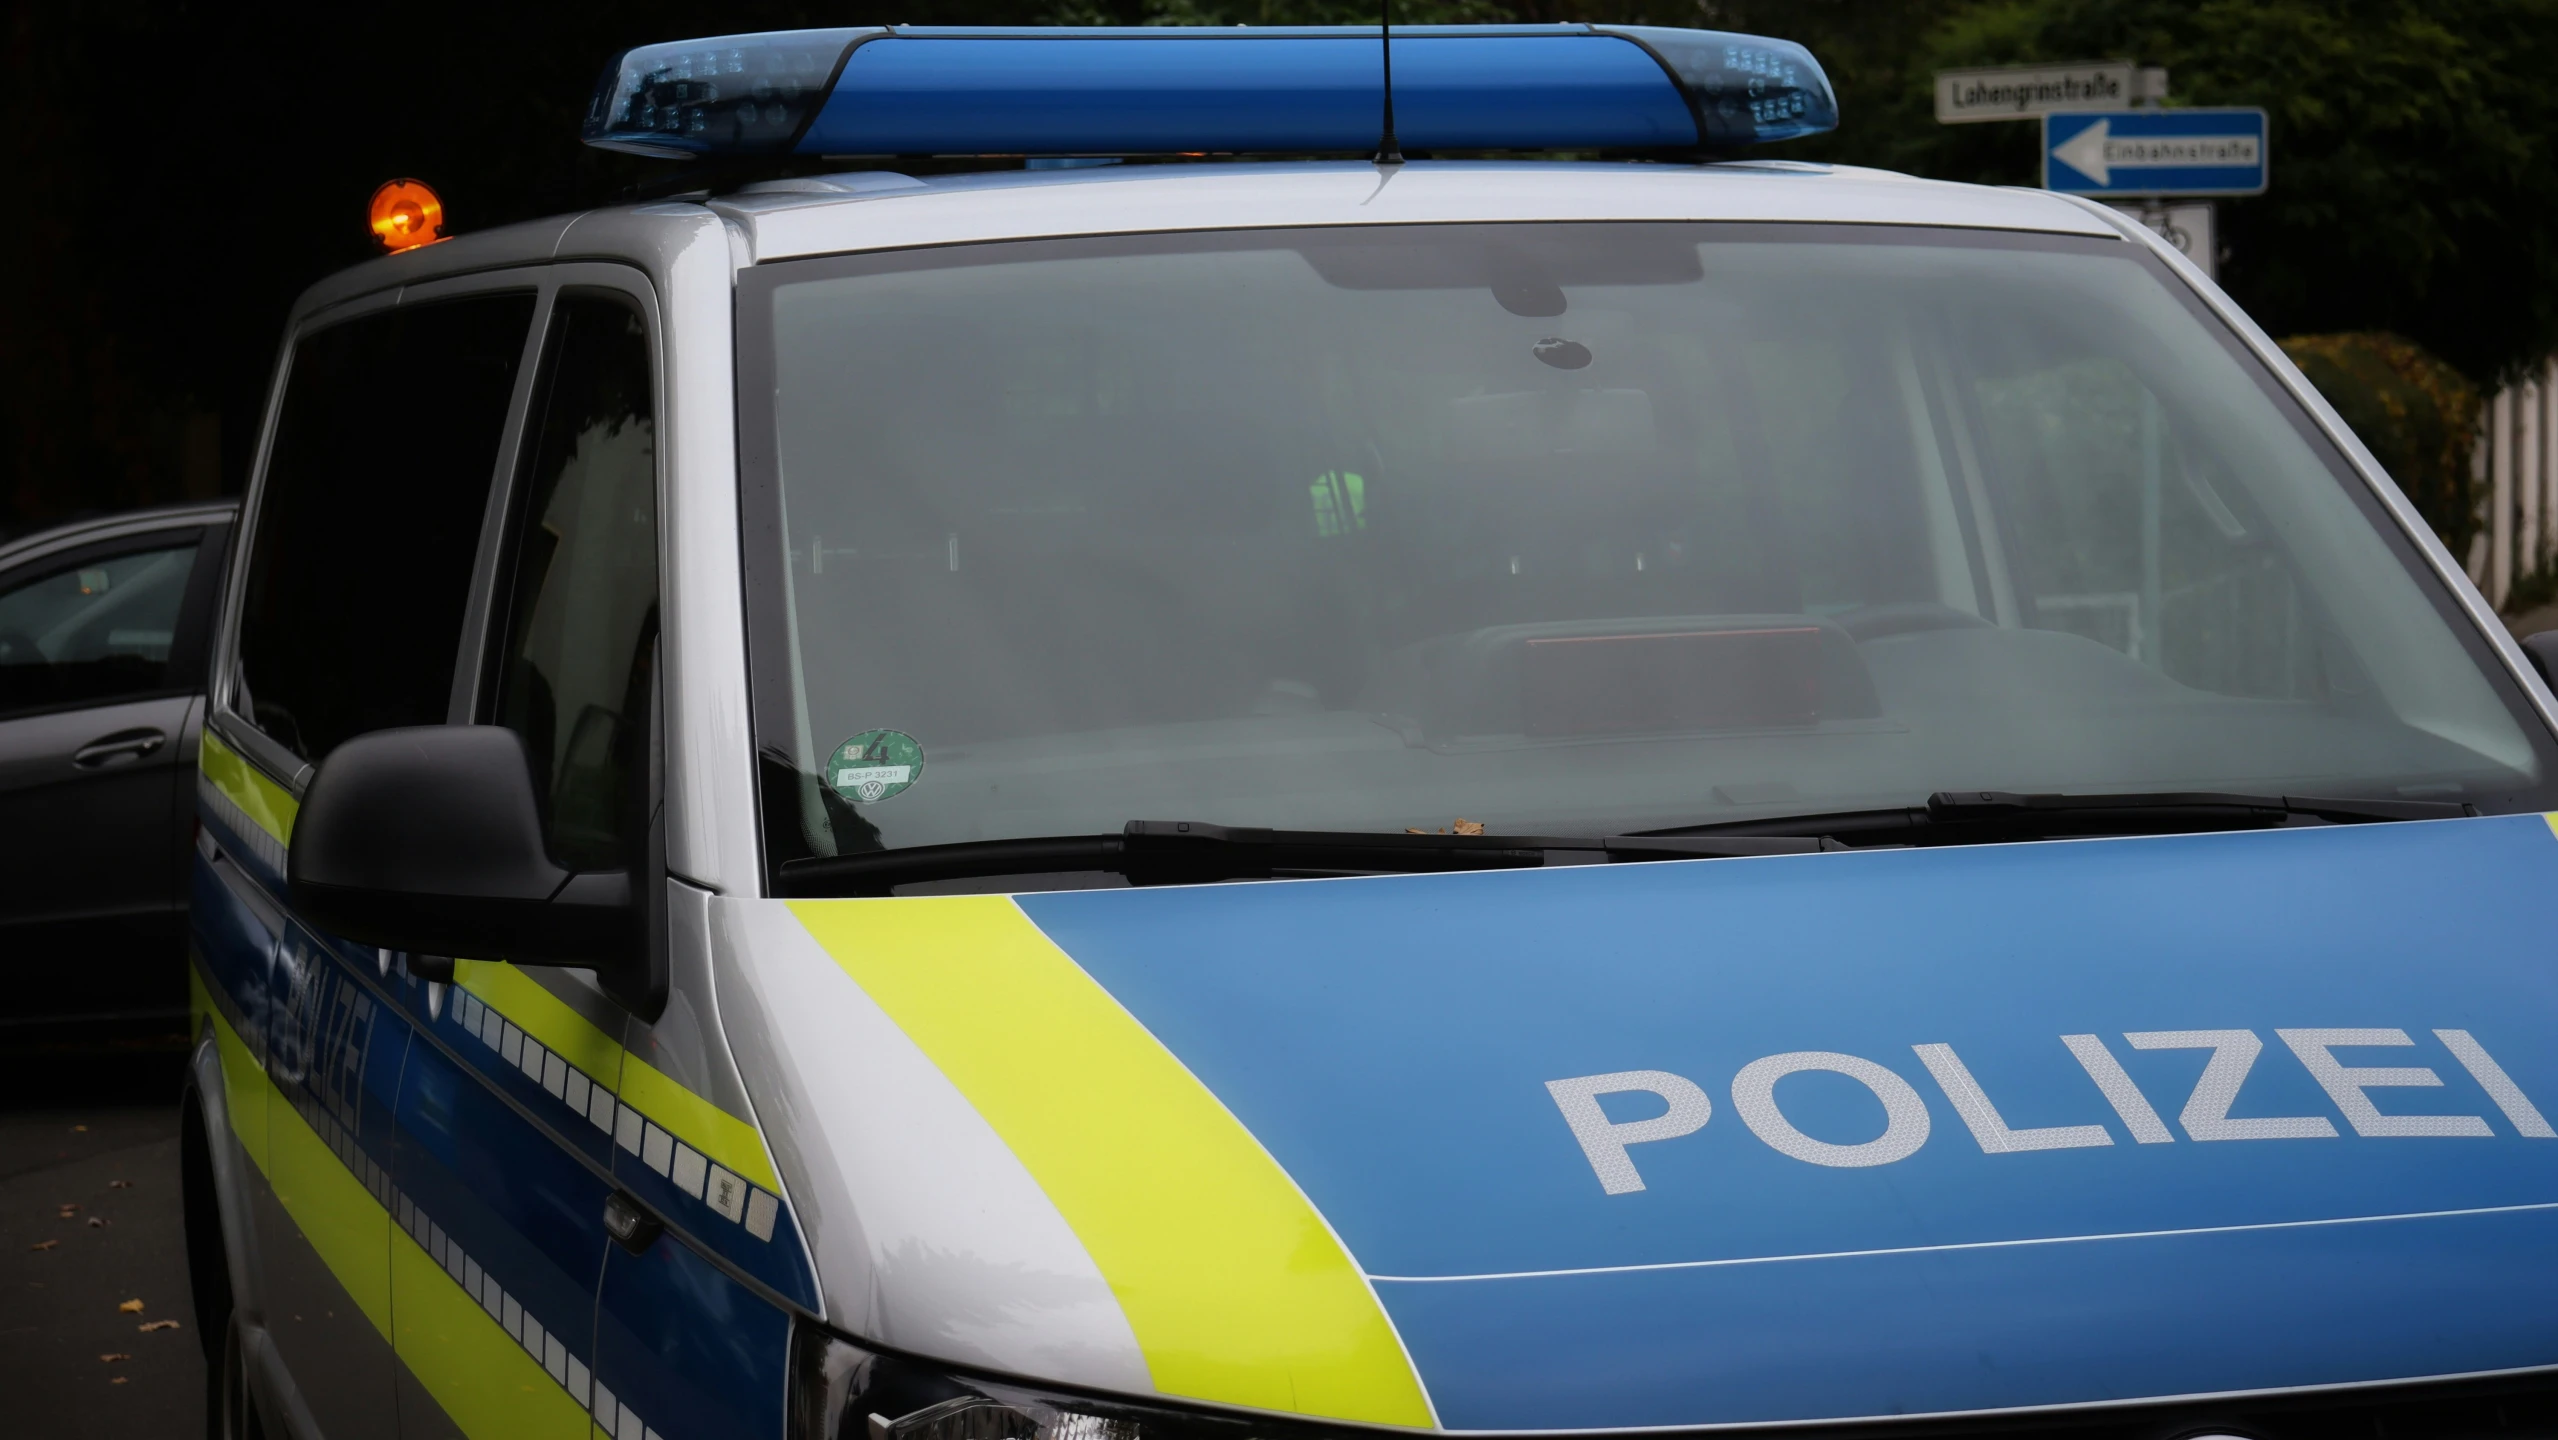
488 292 658 872
234 293 534 762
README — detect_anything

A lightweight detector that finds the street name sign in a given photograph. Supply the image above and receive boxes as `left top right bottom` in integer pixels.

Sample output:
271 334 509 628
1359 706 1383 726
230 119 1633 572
1935 62 2133 124
2043 108 2268 196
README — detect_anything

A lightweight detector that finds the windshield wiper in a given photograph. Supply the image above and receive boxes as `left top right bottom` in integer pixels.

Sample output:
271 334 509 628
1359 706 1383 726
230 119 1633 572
775 820 1840 898
1641 789 2475 846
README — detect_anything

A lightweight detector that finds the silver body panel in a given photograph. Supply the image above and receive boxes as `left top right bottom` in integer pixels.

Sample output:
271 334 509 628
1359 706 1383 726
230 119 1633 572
712 159 2117 264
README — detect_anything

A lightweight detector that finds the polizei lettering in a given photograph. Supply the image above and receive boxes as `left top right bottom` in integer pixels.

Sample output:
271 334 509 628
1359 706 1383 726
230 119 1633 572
1547 1028 2551 1194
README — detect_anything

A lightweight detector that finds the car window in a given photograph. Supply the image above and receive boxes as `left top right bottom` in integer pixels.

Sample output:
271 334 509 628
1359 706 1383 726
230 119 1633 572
487 291 658 872
233 293 534 763
0 538 202 717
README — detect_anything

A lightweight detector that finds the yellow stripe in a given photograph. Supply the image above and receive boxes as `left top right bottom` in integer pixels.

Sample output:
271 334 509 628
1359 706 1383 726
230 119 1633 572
200 729 298 846
199 970 390 1336
2543 813 2558 840
453 961 626 1085
789 896 1434 1428
196 967 268 1172
614 1054 780 1192
267 1089 394 1335
392 1228 588 1440
198 967 589 1438
452 960 780 1192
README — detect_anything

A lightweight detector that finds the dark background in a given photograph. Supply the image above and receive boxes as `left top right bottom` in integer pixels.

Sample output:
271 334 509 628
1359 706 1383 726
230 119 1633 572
6 0 2554 540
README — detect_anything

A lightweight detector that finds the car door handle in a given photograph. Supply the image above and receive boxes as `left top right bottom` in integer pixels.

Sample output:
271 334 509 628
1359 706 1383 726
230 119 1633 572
73 727 167 768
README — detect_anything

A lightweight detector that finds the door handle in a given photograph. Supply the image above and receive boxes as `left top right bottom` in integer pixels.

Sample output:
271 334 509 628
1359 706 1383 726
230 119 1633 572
72 727 167 768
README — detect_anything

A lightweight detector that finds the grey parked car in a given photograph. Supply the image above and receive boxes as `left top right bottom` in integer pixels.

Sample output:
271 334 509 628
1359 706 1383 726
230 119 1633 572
0 501 235 1028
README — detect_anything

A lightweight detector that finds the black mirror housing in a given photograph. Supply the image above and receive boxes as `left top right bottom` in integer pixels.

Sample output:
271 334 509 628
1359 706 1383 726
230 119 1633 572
2521 630 2558 689
288 725 636 970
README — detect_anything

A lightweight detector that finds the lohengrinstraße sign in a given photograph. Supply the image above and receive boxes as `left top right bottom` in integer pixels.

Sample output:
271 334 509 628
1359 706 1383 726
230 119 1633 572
1935 61 2134 123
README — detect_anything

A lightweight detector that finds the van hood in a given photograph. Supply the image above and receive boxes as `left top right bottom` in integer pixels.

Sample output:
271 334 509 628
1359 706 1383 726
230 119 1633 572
727 814 2558 1431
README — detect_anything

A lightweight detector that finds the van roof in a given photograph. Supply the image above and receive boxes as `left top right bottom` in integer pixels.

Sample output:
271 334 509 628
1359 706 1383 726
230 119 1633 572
289 160 2128 324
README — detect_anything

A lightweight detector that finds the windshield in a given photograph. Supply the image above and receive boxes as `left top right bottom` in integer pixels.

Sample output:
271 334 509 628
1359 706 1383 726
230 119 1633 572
739 220 2553 884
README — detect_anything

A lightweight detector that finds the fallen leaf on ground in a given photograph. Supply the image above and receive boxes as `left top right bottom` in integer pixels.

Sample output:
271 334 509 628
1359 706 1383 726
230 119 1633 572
86 1218 107 1228
98 1353 129 1363
71 1125 87 1133
29 1240 56 1251
117 1299 143 1313
139 1319 179 1333
57 1203 79 1215
108 1180 131 1189
1452 818 1487 835
109 1377 127 1385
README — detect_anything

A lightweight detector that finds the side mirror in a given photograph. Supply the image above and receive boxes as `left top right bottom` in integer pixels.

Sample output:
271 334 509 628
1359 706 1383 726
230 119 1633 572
287 725 635 971
2522 631 2558 689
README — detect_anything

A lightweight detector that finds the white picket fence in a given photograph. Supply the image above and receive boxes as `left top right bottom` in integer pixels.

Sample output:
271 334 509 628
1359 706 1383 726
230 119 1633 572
2470 359 2558 608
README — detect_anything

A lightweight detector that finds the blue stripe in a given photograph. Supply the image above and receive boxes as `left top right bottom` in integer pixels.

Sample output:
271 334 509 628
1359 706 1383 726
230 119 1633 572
1381 1205 2558 1426
598 1217 792 1440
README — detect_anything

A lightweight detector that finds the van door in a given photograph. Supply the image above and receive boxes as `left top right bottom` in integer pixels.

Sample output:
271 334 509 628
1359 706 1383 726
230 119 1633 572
201 284 538 1437
389 276 668 1440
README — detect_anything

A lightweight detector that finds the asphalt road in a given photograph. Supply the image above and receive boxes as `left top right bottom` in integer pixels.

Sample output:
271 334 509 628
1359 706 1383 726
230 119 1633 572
0 1038 203 1438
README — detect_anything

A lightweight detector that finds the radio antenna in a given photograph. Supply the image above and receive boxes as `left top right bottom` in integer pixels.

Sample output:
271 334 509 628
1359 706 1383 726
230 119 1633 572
1374 0 1403 165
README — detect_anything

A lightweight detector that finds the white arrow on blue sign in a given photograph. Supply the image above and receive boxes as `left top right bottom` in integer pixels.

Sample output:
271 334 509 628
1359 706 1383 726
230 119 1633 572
2042 108 2268 196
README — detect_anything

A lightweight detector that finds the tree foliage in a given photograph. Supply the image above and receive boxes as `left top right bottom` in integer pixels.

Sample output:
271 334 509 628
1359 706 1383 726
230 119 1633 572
2279 333 2485 557
1776 0 2558 388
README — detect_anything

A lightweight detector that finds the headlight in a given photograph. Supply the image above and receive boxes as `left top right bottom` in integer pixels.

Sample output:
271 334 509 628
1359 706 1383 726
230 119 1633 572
793 1324 1355 1440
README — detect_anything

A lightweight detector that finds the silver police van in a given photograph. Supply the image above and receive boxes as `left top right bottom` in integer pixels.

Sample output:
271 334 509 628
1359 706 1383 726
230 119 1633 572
187 24 2558 1440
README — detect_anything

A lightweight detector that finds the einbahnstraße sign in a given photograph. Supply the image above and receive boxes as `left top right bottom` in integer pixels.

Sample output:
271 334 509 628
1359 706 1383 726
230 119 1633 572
1935 62 2135 123
2043 108 2269 197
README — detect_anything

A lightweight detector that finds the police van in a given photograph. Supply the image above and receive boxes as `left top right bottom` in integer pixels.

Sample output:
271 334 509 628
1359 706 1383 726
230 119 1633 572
186 24 2558 1440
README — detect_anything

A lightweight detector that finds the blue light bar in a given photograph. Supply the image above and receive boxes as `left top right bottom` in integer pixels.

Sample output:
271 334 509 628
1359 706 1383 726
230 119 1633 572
583 25 1836 160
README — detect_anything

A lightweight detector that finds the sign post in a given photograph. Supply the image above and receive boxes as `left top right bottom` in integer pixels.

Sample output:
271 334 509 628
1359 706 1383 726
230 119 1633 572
2108 201 2217 281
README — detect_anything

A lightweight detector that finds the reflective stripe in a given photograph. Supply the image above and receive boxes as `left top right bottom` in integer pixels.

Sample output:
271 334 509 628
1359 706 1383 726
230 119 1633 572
455 961 626 1084
789 895 1436 1428
616 1055 780 1194
195 967 269 1173
200 729 298 849
196 960 640 1440
267 1064 395 1335
391 1217 593 1439
453 960 783 1194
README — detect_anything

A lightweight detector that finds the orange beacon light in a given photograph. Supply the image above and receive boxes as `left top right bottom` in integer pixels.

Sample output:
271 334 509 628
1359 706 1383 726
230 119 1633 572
368 179 444 251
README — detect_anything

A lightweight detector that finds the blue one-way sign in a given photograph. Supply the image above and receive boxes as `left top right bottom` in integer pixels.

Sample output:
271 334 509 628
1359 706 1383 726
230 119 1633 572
2042 108 2268 196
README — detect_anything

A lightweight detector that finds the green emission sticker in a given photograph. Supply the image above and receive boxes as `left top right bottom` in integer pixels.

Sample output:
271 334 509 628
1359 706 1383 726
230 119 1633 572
826 729 924 805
